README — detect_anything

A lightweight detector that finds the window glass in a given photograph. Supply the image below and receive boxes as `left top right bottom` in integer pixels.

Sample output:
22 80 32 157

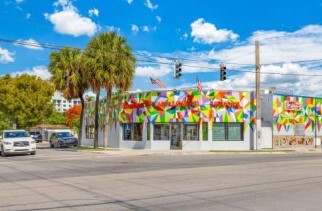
4 131 29 138
228 123 243 141
154 124 169 140
212 123 226 141
57 132 72 138
202 123 208 141
123 123 142 141
183 124 198 140
86 125 94 139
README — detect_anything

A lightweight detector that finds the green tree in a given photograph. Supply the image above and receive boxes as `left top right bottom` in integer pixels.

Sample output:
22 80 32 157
49 47 89 147
45 111 67 125
0 74 54 129
86 32 135 149
0 111 12 131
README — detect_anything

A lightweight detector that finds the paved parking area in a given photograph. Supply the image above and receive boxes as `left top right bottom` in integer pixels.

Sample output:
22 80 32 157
1 143 322 210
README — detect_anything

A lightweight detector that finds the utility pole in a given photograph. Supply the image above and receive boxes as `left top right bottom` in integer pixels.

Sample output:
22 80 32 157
255 41 261 150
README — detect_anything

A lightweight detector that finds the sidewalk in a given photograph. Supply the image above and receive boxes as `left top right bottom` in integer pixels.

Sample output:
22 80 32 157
84 147 322 156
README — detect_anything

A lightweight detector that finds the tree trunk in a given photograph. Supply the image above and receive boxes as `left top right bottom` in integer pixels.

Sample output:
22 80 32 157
94 90 100 149
78 95 85 148
103 87 112 149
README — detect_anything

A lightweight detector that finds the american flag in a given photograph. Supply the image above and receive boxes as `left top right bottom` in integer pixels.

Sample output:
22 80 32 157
196 76 203 93
150 77 166 88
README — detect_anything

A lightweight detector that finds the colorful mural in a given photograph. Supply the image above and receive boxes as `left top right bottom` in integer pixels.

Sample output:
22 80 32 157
272 95 322 132
84 90 257 132
273 136 316 147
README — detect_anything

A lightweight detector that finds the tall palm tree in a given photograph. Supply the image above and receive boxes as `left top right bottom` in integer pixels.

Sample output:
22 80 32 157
86 32 135 149
49 47 89 147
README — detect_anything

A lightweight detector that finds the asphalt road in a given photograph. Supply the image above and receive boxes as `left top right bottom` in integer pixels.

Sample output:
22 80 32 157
1 143 322 211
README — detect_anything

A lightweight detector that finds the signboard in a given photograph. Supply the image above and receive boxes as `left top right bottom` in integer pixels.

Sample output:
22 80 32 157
284 101 302 111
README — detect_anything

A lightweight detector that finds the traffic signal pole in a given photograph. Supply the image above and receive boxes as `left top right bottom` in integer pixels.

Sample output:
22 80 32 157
255 41 261 150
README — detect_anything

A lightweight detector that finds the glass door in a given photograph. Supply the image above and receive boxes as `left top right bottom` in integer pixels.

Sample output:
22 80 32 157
171 123 181 149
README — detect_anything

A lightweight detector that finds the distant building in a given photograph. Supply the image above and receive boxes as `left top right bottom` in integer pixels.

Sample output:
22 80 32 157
51 91 81 112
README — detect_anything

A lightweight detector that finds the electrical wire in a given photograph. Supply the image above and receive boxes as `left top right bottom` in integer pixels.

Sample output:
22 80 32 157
1 38 322 77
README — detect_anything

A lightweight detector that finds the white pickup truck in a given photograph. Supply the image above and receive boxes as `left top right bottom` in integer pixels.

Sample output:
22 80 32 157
0 130 36 157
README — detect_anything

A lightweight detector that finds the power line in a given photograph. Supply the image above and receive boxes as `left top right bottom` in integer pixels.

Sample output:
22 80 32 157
1 38 322 77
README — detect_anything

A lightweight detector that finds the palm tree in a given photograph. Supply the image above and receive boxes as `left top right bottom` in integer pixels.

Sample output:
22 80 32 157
49 47 89 147
86 32 135 149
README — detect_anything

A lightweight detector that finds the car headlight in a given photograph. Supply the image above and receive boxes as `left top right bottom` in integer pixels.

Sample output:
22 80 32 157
3 141 11 145
31 140 36 144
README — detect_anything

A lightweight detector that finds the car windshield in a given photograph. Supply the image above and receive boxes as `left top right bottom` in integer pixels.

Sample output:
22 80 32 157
57 132 73 138
4 131 29 138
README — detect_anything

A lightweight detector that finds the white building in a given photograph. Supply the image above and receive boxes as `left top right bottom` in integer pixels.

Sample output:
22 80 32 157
51 91 81 112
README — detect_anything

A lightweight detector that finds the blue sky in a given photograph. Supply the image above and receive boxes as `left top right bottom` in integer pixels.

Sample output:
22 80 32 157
1 0 322 96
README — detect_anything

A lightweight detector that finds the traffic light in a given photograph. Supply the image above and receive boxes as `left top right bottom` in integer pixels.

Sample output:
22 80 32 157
220 65 227 81
174 60 182 79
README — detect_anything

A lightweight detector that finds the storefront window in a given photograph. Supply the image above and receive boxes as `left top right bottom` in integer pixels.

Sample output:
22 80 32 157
154 124 169 140
123 123 142 141
228 123 243 141
213 122 243 141
212 123 226 141
202 123 208 141
183 124 198 140
86 125 94 139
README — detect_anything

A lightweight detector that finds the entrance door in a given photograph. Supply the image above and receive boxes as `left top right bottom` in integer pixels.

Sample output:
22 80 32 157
171 124 181 149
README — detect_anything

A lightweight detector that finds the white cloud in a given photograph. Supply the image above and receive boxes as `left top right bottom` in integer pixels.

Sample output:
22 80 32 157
184 63 321 97
53 0 70 8
187 46 196 51
190 18 239 44
88 8 99 17
134 24 322 96
142 25 156 32
26 13 31 19
181 33 188 40
144 0 158 11
135 57 172 77
11 66 51 80
142 25 149 32
15 39 43 50
127 0 134 4
156 15 161 23
0 47 14 64
106 26 120 32
45 0 98 37
131 24 139 34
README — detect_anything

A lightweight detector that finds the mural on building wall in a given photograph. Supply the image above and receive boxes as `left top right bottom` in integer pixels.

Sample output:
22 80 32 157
272 95 322 133
84 90 257 132
273 136 314 147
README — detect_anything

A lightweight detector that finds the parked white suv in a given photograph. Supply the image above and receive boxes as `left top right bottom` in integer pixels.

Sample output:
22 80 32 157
0 130 36 157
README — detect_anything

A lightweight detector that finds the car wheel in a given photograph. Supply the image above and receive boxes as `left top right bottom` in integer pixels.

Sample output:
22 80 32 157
50 141 54 148
30 151 36 155
1 146 6 157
